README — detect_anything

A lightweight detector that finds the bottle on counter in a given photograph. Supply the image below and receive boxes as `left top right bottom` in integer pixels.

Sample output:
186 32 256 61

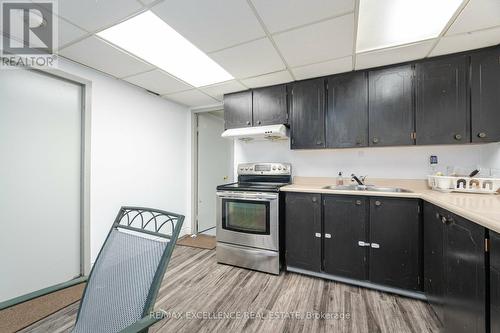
337 172 344 185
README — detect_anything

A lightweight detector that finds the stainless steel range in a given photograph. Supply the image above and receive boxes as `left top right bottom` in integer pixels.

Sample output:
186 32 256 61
216 162 291 275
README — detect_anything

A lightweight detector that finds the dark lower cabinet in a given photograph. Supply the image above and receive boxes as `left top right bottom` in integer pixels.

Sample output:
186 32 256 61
444 212 485 333
471 46 500 143
290 78 325 149
368 65 415 147
252 85 288 126
323 195 368 280
223 90 252 129
424 203 445 324
285 192 321 272
369 197 421 291
423 203 486 333
491 231 500 333
416 55 469 145
326 72 368 148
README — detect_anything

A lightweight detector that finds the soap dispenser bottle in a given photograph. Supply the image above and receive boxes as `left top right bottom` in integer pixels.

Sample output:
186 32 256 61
337 172 344 185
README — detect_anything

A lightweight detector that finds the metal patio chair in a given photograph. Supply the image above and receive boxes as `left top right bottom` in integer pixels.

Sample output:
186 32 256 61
72 206 184 333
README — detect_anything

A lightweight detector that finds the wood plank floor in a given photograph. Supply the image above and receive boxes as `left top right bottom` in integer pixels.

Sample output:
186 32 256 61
21 246 441 333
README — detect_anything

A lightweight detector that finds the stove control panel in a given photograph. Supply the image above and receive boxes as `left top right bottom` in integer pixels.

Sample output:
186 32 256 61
237 162 291 176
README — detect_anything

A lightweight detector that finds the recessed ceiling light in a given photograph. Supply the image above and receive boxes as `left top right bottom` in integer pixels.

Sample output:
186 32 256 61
97 11 233 87
356 0 464 53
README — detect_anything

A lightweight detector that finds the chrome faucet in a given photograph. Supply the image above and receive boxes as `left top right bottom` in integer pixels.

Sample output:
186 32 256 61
351 174 367 186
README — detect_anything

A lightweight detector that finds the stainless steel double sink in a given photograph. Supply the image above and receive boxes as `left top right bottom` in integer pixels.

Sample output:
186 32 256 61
322 184 413 193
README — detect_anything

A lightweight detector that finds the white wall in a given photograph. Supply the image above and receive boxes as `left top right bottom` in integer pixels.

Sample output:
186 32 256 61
54 58 191 262
480 142 500 174
234 139 494 179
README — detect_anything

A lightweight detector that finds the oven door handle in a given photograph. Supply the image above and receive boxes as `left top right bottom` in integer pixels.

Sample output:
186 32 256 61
216 192 278 200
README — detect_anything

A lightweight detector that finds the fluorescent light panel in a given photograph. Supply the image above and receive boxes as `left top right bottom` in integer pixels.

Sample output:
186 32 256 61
97 11 233 87
356 0 464 53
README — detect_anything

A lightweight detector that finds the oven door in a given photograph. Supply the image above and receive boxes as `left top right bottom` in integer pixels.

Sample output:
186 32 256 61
216 191 279 251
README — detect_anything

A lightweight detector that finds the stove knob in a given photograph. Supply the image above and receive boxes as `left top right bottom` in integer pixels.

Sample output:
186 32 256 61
272 166 276 170
278 167 282 170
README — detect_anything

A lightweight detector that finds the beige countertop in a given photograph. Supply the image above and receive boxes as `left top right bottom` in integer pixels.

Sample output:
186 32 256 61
281 177 500 234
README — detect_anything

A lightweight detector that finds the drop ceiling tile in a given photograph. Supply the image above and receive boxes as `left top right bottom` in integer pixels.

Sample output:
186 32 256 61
430 27 500 57
252 0 354 33
163 90 219 107
292 56 353 80
42 0 143 32
447 0 500 35
152 0 265 53
124 69 193 95
210 38 285 79
27 4 89 48
200 80 246 100
273 14 354 67
355 40 435 70
59 36 153 78
241 71 293 88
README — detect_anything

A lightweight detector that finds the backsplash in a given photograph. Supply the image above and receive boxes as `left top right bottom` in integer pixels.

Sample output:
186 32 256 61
234 140 499 179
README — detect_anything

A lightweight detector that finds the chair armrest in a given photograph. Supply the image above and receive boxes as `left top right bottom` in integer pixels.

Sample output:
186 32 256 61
119 315 163 333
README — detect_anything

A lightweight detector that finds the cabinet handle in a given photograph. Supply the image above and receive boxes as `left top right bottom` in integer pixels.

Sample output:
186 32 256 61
246 121 250 125
312 197 317 203
325 233 332 239
478 132 487 138
375 200 381 207
372 137 379 144
316 141 322 145
355 200 362 206
256 120 261 125
371 243 380 249
358 241 371 247
315 232 321 238
454 134 462 141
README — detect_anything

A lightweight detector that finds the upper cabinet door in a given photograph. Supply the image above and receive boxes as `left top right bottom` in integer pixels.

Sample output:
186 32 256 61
290 78 326 149
416 56 469 145
471 46 500 143
326 72 368 148
368 65 415 147
252 85 288 126
223 91 252 129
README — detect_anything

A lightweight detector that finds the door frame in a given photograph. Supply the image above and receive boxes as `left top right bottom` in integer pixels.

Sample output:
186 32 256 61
190 107 232 235
0 66 92 308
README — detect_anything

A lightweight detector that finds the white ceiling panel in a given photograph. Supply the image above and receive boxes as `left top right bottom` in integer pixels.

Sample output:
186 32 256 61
355 40 435 70
200 80 247 100
152 0 265 53
163 89 219 107
241 70 293 88
251 0 354 33
447 0 500 36
43 0 143 32
124 69 193 95
430 26 500 56
273 14 354 67
210 38 285 79
59 36 153 78
292 56 353 80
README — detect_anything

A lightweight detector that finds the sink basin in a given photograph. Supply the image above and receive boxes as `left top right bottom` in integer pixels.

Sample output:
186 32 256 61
322 184 413 193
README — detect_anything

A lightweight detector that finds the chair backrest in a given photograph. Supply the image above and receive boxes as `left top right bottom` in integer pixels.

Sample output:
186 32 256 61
72 206 184 333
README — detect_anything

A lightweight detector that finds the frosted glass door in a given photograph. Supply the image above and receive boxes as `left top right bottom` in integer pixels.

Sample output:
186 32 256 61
0 69 82 302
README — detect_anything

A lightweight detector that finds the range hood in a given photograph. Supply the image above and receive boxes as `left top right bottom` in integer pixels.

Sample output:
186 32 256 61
221 124 289 141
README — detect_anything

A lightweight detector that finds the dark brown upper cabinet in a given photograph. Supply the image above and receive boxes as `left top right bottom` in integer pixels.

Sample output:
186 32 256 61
252 85 288 126
416 55 469 145
326 72 368 148
471 46 500 143
368 65 415 147
223 90 252 129
290 78 326 149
